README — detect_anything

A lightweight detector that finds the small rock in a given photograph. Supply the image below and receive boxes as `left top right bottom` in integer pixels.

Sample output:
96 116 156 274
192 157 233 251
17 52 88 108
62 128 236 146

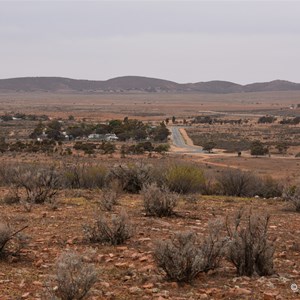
115 262 128 268
101 282 110 288
263 291 280 300
139 264 155 272
116 246 128 251
139 256 149 262
199 294 208 299
35 259 43 267
21 292 30 298
229 287 252 296
143 283 154 289
129 286 142 294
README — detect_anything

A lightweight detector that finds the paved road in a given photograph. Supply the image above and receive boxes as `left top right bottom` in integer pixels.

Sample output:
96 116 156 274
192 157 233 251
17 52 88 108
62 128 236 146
170 126 203 153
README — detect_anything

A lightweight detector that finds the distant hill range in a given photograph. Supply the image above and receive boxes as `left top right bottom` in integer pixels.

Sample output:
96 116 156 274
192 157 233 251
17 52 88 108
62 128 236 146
0 76 300 94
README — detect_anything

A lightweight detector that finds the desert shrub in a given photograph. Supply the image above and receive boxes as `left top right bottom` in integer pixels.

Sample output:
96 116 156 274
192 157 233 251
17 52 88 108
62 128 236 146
107 162 153 193
0 221 28 257
2 190 20 205
13 166 61 204
202 141 216 153
83 211 132 245
296 152 300 158
154 144 170 153
154 231 203 282
99 141 116 155
98 188 118 211
73 142 97 153
165 164 205 194
283 186 300 211
64 164 107 189
217 169 259 197
0 223 11 254
256 176 283 198
258 116 276 124
250 140 269 156
200 219 228 272
141 183 178 217
1 164 61 205
225 209 275 276
47 251 97 300
154 225 227 283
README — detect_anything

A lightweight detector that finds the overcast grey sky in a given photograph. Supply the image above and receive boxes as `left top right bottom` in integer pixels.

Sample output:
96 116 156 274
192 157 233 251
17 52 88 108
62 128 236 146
1 1 299 84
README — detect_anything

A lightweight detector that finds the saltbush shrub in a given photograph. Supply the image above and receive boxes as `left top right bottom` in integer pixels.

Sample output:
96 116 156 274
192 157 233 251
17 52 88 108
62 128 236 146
83 211 132 245
154 223 227 283
98 188 118 211
283 186 300 212
47 251 97 300
225 209 275 276
107 162 153 193
141 183 178 217
217 169 259 197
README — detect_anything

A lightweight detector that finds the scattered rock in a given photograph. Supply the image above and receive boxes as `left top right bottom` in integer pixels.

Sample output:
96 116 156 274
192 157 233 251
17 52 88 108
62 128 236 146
263 291 280 300
129 286 142 294
101 281 110 288
228 287 252 296
143 283 154 289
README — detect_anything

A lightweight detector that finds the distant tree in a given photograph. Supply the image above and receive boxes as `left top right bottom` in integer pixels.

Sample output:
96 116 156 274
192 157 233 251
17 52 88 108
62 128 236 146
153 123 170 142
154 144 170 154
47 120 62 131
123 116 129 124
29 122 44 139
68 115 75 121
165 118 169 125
276 142 289 154
258 116 276 124
46 128 64 141
109 119 122 128
203 141 216 153
250 140 268 156
172 116 176 124
134 129 147 141
100 141 116 154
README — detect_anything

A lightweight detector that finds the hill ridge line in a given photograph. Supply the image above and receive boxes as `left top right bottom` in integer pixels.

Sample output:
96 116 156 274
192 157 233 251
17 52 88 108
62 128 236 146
0 76 299 94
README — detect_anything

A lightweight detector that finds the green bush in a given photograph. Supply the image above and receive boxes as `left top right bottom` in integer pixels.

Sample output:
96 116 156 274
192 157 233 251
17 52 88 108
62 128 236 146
165 164 205 194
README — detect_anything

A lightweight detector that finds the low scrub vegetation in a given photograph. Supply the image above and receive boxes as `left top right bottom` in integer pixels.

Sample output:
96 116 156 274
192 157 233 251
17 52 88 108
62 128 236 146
83 211 132 245
141 183 178 217
283 186 300 211
154 221 227 283
155 209 275 282
225 209 275 276
98 188 118 211
46 251 97 300
165 164 205 194
64 163 107 189
217 169 283 198
0 221 28 258
108 162 153 193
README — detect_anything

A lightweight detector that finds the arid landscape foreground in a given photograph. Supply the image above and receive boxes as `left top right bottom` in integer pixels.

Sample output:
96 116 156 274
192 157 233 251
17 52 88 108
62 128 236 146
0 90 300 299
